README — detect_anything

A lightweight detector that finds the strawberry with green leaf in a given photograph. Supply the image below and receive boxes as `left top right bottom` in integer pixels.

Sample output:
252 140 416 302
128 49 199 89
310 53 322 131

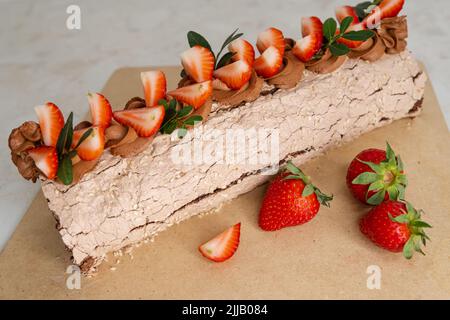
158 98 203 139
259 161 333 231
360 200 431 259
321 16 375 57
346 142 407 205
183 29 254 91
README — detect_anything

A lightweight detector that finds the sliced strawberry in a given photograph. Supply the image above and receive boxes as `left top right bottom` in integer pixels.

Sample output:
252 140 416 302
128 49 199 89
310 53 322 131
27 146 58 180
167 81 212 109
199 223 241 263
337 23 367 49
301 16 324 38
228 38 255 66
256 27 285 56
181 45 215 83
365 0 405 27
34 102 64 147
72 126 105 161
88 92 112 128
212 78 231 91
254 46 283 78
335 5 359 25
213 60 252 90
140 70 167 107
293 17 324 62
113 106 165 138
292 33 322 62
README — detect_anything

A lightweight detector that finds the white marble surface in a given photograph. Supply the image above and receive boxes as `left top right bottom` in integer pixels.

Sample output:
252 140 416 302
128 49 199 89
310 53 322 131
0 0 449 251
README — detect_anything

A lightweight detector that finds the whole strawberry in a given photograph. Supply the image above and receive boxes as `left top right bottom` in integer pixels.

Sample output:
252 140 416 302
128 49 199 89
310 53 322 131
259 161 333 231
346 142 407 205
360 200 431 259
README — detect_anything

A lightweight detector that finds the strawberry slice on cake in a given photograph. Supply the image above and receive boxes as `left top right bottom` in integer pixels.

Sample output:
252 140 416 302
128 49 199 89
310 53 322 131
34 102 64 147
113 106 165 138
72 126 106 161
256 27 285 56
228 38 255 66
167 81 212 109
213 60 252 90
292 17 324 62
181 46 215 83
254 46 283 78
27 146 59 180
88 92 112 128
140 71 167 107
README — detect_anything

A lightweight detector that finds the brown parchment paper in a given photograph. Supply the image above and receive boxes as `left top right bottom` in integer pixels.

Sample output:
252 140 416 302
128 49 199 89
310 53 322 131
0 66 449 300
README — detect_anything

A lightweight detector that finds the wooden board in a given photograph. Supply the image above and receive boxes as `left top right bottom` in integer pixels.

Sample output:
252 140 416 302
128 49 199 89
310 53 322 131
0 66 449 299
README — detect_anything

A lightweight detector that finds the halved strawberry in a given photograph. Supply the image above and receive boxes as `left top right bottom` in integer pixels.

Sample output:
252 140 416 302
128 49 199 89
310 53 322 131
335 5 359 25
337 23 367 49
140 71 167 107
88 92 112 128
34 102 64 147
181 46 215 83
212 78 231 91
228 38 255 66
199 223 241 262
254 46 283 78
292 34 322 62
256 27 285 56
72 126 105 161
293 17 324 62
27 146 58 180
365 0 405 28
113 106 165 138
167 81 212 109
301 16 324 38
213 60 252 90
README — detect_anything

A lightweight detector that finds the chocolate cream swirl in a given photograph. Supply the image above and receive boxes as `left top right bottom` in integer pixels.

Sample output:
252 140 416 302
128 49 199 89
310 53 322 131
306 49 348 74
378 16 408 54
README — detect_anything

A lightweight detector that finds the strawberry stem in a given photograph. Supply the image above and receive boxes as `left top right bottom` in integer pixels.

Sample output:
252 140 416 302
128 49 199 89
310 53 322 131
284 161 333 207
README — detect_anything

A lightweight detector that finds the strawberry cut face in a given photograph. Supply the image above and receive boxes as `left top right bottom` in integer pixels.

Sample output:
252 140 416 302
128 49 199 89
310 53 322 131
72 126 105 161
228 38 255 66
167 81 212 109
254 46 283 78
27 146 58 180
34 102 64 147
113 106 165 138
256 27 285 56
199 223 241 262
88 92 112 128
140 71 167 107
181 46 215 83
213 60 252 90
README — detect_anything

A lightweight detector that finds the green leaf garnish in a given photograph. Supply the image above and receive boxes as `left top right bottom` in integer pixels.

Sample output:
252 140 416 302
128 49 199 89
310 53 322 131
329 43 350 56
74 127 93 149
216 52 236 70
56 112 74 158
57 155 73 185
187 31 213 52
340 16 354 34
323 18 337 41
341 30 374 41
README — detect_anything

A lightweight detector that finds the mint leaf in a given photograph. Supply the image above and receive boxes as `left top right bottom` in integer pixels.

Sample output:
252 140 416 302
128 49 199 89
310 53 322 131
329 42 350 56
74 127 93 149
56 112 73 158
342 29 374 41
216 52 236 69
57 155 73 185
177 106 193 118
187 31 212 52
184 115 203 126
323 18 337 41
340 16 354 34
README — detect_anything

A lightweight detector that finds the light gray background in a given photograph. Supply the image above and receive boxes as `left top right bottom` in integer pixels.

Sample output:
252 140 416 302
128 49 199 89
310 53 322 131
1 0 449 251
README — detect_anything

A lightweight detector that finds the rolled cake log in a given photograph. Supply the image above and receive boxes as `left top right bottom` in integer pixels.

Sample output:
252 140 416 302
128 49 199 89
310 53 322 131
42 51 427 273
